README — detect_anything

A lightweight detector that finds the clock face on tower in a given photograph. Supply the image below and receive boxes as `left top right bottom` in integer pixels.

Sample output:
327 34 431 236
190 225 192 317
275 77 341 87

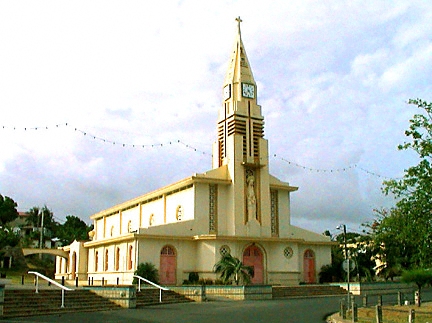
242 83 255 98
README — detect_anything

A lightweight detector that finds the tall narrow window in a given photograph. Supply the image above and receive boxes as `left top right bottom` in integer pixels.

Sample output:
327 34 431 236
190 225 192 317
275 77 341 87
128 245 133 270
95 251 99 272
115 247 120 271
104 249 109 271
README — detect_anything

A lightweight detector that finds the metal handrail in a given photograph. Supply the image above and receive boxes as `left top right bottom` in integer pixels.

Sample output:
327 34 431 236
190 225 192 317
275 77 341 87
133 275 168 303
28 271 74 308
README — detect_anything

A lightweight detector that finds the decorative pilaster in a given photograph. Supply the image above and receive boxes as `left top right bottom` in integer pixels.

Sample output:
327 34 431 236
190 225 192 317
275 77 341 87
270 190 279 236
209 184 218 234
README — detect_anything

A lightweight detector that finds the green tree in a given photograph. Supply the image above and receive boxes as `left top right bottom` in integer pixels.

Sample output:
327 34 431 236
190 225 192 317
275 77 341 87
26 206 59 246
133 262 159 284
377 99 432 270
319 231 375 283
0 226 20 249
319 234 344 283
56 215 92 246
401 268 432 306
367 208 415 278
213 254 254 285
0 195 18 226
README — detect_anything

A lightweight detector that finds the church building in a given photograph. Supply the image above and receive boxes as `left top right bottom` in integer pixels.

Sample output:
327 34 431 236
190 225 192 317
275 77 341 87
55 18 332 286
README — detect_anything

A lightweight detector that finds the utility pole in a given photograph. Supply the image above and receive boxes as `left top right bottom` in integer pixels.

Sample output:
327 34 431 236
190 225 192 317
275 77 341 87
39 211 44 257
337 224 350 307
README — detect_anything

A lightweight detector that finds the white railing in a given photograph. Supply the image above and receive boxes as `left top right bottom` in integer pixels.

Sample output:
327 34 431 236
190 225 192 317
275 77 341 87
28 271 74 308
133 275 168 303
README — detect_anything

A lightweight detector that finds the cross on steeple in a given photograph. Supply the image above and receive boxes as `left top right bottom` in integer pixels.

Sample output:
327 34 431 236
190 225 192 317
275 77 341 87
236 16 242 36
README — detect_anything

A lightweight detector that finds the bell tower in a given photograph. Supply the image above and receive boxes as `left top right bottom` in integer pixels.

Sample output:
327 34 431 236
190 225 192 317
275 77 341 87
213 17 271 236
213 17 265 168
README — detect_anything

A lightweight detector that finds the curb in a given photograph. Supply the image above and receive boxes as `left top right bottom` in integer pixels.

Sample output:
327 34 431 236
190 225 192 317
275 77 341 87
326 313 350 323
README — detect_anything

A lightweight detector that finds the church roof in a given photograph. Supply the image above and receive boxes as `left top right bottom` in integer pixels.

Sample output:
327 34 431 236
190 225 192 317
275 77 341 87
269 174 298 192
90 166 232 220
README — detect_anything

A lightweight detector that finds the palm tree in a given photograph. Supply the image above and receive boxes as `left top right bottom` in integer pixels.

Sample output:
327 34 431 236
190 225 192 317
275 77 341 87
213 254 254 285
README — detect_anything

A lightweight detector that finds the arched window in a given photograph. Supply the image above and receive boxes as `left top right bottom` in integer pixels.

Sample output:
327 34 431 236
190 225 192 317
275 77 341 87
115 247 120 271
128 245 133 270
95 251 99 272
104 249 109 271
161 245 176 256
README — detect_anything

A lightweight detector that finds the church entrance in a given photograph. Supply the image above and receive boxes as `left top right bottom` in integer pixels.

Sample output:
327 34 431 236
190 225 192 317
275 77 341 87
243 245 264 284
303 249 316 283
160 245 176 285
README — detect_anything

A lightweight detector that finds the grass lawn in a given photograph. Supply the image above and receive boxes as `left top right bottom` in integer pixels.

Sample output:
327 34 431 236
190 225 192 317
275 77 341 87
346 303 432 323
0 267 37 285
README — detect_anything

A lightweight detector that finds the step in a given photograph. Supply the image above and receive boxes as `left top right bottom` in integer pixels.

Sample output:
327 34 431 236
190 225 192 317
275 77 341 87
135 289 193 307
3 289 122 318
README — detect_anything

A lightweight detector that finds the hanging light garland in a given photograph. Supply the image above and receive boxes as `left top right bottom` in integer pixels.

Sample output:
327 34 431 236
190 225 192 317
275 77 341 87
1 122 397 179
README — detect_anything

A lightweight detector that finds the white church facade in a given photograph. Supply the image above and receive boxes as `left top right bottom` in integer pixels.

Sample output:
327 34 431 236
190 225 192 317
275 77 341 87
55 19 332 286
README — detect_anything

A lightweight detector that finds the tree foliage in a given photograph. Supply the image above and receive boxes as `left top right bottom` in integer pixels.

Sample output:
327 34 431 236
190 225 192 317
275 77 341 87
0 195 18 226
0 226 20 249
0 195 20 250
374 99 432 270
319 232 376 283
56 215 92 246
213 254 254 285
26 206 58 234
401 268 432 292
401 268 432 306
133 262 159 284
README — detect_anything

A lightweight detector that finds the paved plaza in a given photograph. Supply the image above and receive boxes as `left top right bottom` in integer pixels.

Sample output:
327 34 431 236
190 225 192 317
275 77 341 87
6 297 341 323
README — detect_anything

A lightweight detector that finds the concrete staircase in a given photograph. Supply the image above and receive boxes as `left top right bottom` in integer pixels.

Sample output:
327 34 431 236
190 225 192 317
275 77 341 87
3 289 122 318
136 288 194 307
272 285 347 298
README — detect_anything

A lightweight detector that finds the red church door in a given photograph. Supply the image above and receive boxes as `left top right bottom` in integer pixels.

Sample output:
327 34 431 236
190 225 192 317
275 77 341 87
243 245 264 284
160 246 176 285
303 249 316 283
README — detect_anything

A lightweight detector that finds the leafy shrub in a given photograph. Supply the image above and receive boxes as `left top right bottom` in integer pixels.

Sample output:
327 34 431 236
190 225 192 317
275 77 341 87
188 272 199 283
133 262 159 284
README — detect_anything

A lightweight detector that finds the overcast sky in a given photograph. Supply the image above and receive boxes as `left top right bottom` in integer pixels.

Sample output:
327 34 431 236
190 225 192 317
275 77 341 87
1 1 431 236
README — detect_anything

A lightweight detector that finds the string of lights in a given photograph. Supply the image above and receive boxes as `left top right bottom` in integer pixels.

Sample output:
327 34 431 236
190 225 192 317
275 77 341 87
274 154 397 179
1 122 398 179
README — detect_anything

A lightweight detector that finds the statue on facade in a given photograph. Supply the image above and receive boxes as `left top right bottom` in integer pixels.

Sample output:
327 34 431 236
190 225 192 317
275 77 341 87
246 173 257 221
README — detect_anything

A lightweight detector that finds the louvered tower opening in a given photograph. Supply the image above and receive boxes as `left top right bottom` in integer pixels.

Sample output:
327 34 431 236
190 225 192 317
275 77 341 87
253 122 264 158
